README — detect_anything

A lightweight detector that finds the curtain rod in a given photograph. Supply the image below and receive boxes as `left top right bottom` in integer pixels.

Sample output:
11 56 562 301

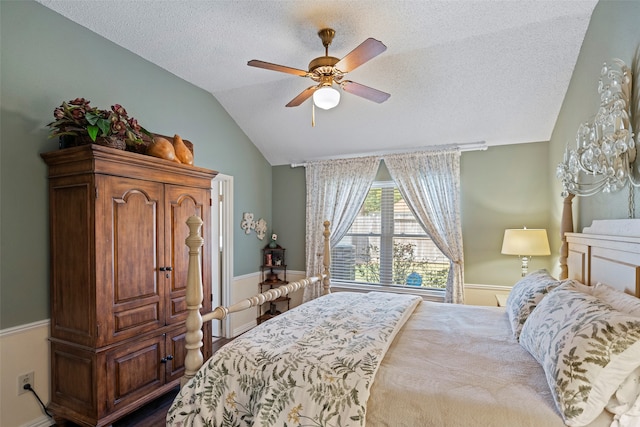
290 141 487 168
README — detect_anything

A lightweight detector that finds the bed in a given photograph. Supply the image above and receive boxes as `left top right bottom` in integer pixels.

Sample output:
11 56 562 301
167 217 640 427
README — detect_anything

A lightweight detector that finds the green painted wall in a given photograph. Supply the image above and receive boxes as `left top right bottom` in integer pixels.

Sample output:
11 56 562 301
549 0 640 234
0 1 271 328
273 142 553 286
461 143 552 285
272 166 307 271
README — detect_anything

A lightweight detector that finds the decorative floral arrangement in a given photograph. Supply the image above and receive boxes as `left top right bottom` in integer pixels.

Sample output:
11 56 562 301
47 98 149 148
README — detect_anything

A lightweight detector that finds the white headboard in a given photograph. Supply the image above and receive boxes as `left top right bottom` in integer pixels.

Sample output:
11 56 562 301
565 220 640 297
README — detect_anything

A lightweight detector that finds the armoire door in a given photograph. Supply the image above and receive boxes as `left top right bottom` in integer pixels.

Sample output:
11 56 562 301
96 175 166 346
164 185 212 325
105 335 166 413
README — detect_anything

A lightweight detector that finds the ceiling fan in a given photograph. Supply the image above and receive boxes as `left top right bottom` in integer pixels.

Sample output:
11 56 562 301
248 28 390 110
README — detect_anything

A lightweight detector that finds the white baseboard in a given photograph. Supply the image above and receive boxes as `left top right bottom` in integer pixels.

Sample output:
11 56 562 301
19 415 54 427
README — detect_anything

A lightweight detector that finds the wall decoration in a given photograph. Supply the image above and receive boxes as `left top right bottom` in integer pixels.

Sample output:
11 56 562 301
255 218 267 240
241 212 255 234
556 59 638 199
240 212 268 240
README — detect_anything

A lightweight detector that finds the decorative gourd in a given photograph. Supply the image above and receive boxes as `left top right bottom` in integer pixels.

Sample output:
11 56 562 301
147 136 180 162
172 134 194 165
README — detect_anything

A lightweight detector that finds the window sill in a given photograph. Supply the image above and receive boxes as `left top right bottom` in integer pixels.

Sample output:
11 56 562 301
330 280 445 303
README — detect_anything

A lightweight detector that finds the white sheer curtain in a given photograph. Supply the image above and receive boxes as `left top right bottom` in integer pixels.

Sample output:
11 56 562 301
304 156 380 301
383 150 465 304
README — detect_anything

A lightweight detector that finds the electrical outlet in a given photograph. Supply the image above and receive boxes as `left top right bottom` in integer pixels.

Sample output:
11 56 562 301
17 371 34 395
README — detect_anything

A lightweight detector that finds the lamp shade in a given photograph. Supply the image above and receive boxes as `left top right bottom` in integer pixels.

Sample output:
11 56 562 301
501 228 551 256
313 86 340 110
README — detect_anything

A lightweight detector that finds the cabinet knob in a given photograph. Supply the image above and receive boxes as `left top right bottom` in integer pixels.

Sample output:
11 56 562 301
159 266 173 277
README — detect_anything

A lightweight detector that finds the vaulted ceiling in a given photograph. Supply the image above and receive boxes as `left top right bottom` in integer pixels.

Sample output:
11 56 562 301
37 0 598 165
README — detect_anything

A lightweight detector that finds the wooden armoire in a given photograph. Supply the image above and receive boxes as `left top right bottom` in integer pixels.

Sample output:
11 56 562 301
41 144 217 426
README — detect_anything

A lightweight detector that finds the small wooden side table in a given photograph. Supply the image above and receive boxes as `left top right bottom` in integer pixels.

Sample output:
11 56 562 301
495 294 509 307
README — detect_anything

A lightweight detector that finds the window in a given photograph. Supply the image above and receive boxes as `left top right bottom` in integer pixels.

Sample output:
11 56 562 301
331 181 449 289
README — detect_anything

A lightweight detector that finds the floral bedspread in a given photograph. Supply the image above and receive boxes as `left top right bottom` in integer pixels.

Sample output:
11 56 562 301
166 291 421 427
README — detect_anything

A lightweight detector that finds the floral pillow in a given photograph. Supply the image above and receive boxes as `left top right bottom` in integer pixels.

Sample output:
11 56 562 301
505 269 560 340
593 282 640 317
519 284 640 426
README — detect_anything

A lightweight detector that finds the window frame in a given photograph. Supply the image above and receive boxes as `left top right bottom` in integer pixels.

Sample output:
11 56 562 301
330 180 448 300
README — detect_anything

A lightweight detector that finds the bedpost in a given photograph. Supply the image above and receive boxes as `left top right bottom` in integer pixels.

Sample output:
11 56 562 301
559 194 575 279
182 216 205 387
322 220 331 295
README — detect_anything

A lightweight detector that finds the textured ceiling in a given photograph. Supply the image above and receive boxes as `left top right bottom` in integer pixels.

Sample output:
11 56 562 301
37 0 598 165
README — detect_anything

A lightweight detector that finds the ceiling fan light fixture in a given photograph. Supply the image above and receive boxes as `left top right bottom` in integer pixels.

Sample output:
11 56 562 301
313 86 340 110
248 28 389 109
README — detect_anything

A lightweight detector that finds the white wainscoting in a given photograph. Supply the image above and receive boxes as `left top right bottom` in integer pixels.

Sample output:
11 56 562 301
464 283 512 306
229 270 307 337
0 320 54 427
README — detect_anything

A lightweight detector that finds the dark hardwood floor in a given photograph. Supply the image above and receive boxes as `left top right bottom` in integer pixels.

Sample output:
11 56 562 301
112 387 179 427
59 337 233 427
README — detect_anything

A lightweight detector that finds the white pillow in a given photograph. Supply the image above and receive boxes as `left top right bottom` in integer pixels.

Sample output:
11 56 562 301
563 278 597 296
505 269 560 340
593 283 640 317
609 381 640 427
607 366 640 416
519 283 640 426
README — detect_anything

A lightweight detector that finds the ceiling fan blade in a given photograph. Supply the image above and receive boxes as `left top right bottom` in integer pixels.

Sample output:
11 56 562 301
341 80 390 103
286 86 318 107
334 38 387 73
247 60 309 77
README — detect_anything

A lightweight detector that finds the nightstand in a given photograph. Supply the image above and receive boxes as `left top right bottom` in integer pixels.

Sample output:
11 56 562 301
495 294 509 307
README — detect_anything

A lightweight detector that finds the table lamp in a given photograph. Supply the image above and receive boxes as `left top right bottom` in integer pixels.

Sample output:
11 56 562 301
501 228 551 277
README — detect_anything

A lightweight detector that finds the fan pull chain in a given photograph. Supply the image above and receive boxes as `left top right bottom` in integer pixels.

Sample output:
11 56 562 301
312 102 316 127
